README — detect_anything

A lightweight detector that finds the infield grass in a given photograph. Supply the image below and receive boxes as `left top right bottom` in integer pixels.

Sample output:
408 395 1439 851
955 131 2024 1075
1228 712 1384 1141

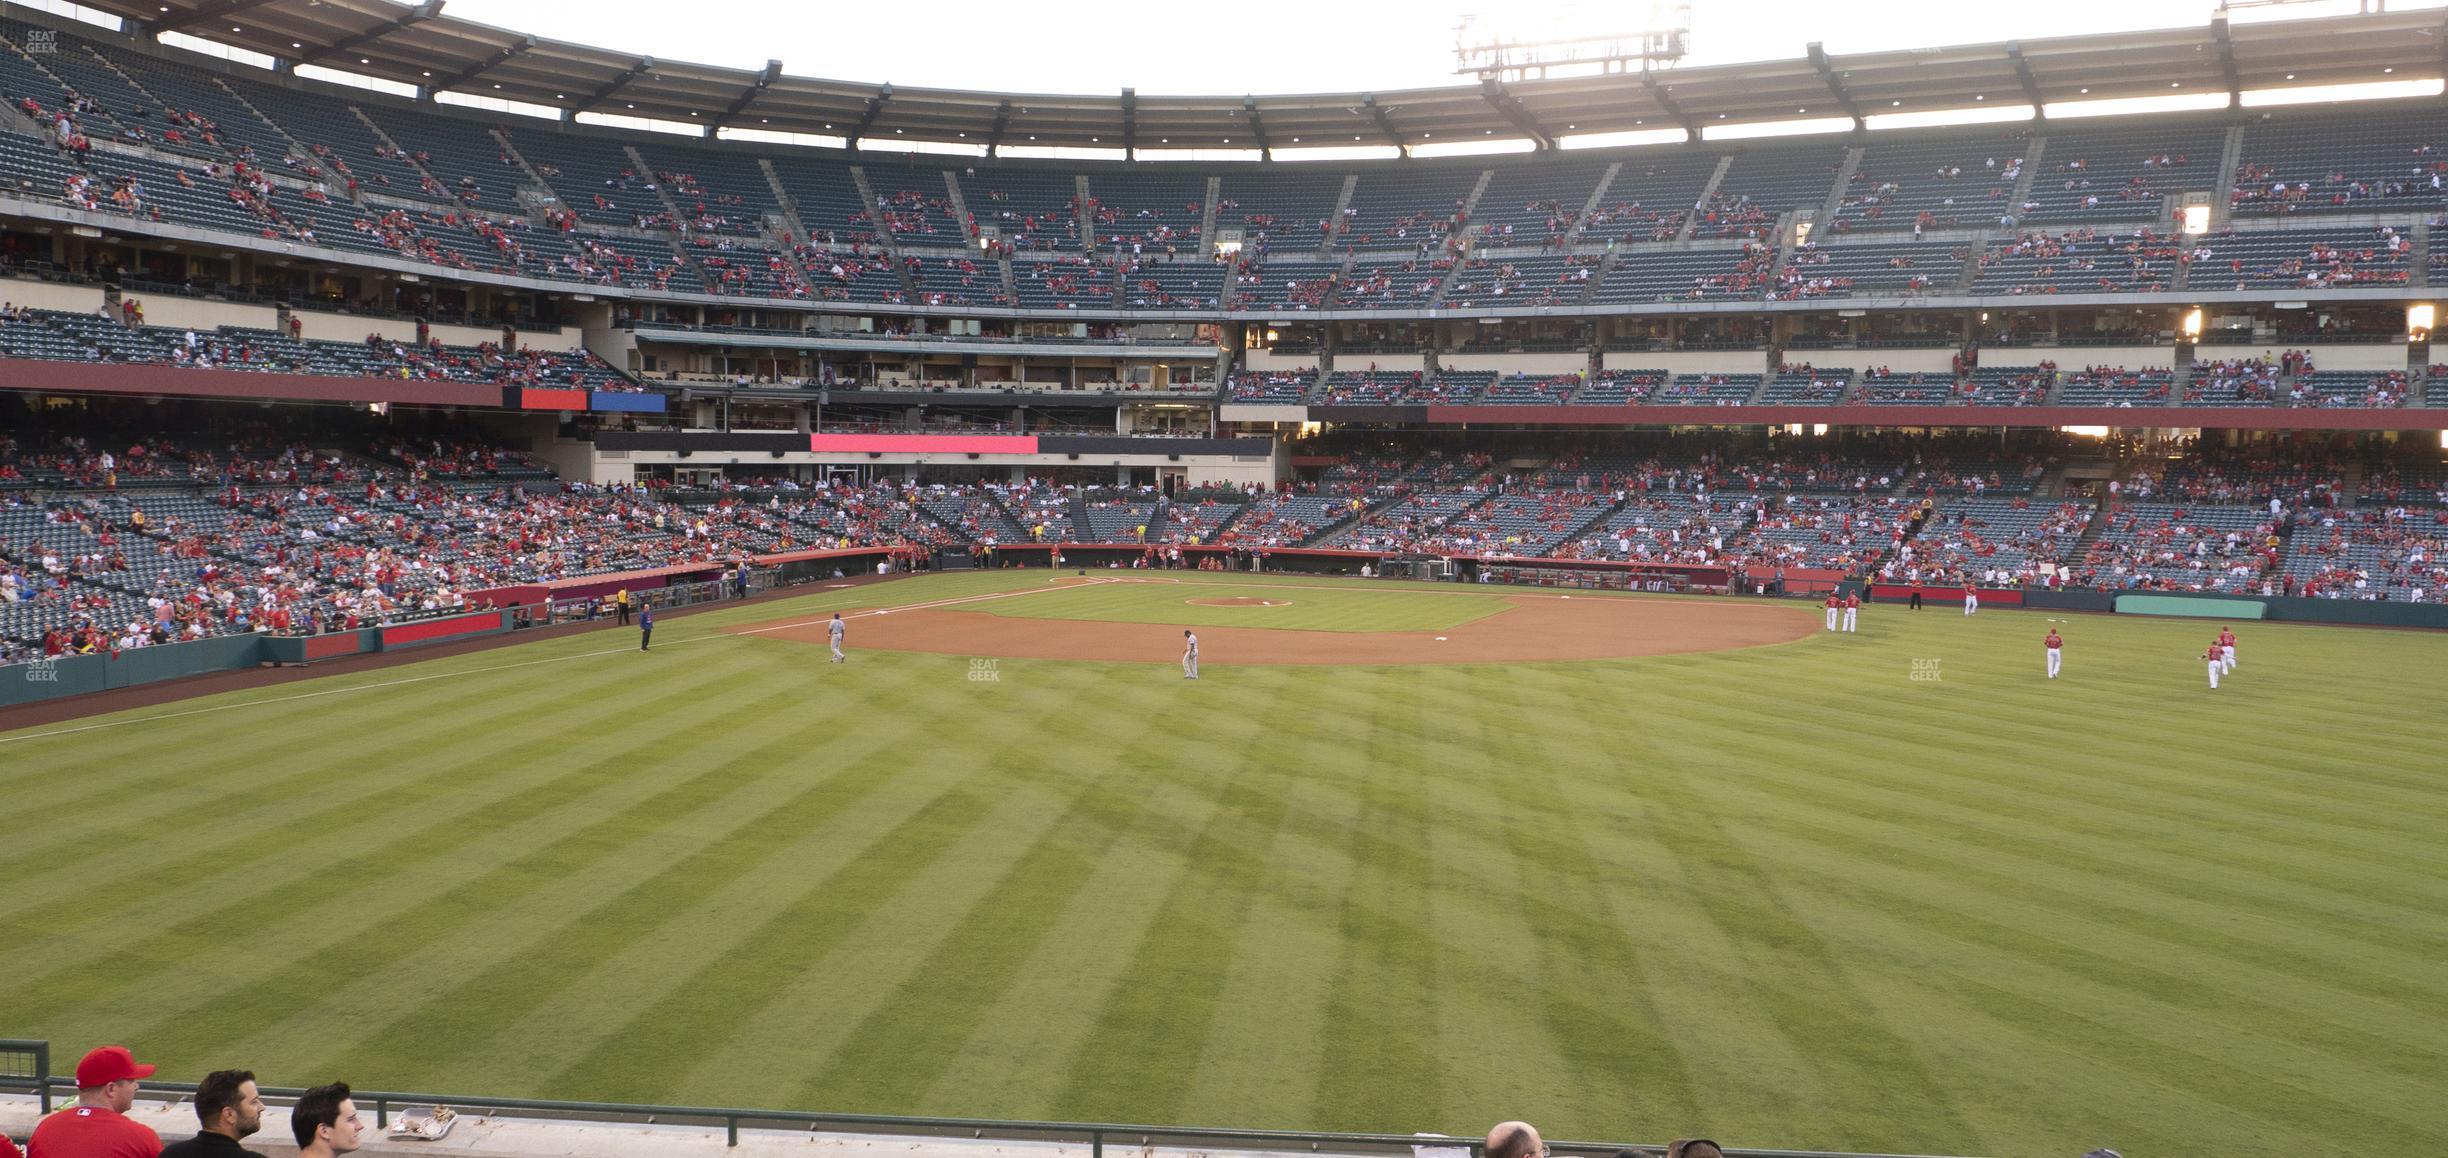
2 569 2443 1158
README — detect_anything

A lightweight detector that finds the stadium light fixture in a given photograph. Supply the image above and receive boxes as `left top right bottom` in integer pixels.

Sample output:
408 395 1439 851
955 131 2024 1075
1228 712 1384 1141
2180 308 2204 338
2408 304 2434 339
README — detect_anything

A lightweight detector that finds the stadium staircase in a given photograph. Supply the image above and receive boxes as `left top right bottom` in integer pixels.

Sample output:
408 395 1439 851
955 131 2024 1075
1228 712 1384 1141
1297 493 1395 546
214 80 317 174
1319 174 1359 256
1426 256 1469 308
1551 491 1632 549
1676 156 1736 243
1574 249 1621 306
1814 145 1867 233
1199 498 1250 542
997 254 1019 303
624 144 687 225
2009 135 2046 213
940 169 976 248
491 129 554 197
2038 367 2068 406
2338 462 2367 508
1561 161 1621 246
847 166 896 256
1457 168 1495 233
1074 175 1097 253
351 108 442 205
2411 220 2430 288
1198 176 1222 254
2212 125 2246 230
909 499 977 545
1067 493 1095 536
756 157 813 242
1951 245 1986 293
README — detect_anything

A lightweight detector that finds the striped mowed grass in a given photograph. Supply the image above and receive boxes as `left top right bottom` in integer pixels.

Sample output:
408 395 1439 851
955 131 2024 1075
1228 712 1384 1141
1 569 2442 1158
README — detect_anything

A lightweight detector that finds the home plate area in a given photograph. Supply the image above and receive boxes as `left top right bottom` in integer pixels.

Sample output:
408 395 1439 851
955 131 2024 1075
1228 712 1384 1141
739 580 1814 666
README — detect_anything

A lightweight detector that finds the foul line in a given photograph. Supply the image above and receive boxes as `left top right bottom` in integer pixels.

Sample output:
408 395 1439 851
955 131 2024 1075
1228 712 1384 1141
0 576 1122 747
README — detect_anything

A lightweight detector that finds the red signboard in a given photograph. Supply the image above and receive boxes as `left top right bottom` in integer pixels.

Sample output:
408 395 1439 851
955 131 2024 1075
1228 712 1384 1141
518 388 590 411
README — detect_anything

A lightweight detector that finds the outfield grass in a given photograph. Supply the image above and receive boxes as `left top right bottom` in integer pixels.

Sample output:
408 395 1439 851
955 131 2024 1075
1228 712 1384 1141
2 570 2443 1158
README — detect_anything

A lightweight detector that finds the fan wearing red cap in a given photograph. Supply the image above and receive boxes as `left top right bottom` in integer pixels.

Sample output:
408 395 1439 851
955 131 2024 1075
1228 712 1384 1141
25 1045 162 1158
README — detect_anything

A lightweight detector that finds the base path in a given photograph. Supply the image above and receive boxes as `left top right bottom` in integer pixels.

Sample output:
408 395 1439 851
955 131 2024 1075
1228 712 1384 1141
743 586 1815 665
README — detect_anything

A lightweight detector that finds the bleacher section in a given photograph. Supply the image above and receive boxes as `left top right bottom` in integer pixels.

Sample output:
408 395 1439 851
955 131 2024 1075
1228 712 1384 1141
1085 171 1207 254
2232 108 2446 217
970 167 1082 252
1652 373 1762 406
2078 502 2277 592
2022 120 2227 224
1834 128 2028 233
1904 498 2095 578
0 11 2439 334
2187 226 2411 290
1695 141 1847 240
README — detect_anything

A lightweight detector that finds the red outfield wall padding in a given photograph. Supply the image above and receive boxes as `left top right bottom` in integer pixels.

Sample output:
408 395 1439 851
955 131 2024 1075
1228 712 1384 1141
302 633 366 660
1869 584 2027 606
380 610 507 648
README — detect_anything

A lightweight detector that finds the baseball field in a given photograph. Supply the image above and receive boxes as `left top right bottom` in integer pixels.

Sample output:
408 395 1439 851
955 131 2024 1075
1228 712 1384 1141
2 569 2442 1158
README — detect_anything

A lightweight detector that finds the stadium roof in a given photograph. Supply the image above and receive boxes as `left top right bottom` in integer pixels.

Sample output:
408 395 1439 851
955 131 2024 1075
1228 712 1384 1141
89 1 2448 151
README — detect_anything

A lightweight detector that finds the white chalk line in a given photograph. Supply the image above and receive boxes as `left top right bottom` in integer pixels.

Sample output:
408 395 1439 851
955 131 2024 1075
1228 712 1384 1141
0 576 1119 747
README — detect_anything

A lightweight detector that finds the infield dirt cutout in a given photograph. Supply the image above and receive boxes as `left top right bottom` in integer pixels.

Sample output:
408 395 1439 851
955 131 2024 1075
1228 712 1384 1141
1186 596 1287 608
738 577 1815 665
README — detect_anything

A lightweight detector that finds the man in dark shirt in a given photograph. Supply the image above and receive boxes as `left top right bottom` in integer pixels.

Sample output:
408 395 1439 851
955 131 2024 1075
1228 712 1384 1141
159 1071 265 1158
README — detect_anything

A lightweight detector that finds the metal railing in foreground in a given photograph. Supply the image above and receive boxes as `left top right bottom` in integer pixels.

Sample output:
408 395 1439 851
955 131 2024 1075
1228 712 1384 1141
0 1041 1979 1158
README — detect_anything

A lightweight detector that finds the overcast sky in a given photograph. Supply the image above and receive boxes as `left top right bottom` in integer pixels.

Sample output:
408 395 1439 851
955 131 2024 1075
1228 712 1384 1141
432 0 2439 97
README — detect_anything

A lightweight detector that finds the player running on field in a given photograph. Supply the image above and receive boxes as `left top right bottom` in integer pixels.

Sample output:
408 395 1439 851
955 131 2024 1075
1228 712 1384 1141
2218 626 2236 674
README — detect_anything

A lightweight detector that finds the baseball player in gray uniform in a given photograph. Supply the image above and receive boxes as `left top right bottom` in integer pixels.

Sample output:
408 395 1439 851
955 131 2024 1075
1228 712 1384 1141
828 612 846 663
1182 629 1199 679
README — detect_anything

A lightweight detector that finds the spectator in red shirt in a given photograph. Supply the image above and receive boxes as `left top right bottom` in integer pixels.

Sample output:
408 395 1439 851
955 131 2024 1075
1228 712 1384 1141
5 1129 25 1158
27 1045 161 1158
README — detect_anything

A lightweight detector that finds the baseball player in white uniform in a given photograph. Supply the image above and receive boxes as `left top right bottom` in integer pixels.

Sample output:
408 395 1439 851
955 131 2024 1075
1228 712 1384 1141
1963 586 1978 615
2204 638 2224 689
2218 627 2236 674
2044 628 2063 679
1841 593 1859 633
1823 593 1840 632
1182 629 1199 679
828 612 846 663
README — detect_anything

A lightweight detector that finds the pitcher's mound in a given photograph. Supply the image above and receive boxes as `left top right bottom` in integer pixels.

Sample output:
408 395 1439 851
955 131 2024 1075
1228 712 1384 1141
1187 596 1288 608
